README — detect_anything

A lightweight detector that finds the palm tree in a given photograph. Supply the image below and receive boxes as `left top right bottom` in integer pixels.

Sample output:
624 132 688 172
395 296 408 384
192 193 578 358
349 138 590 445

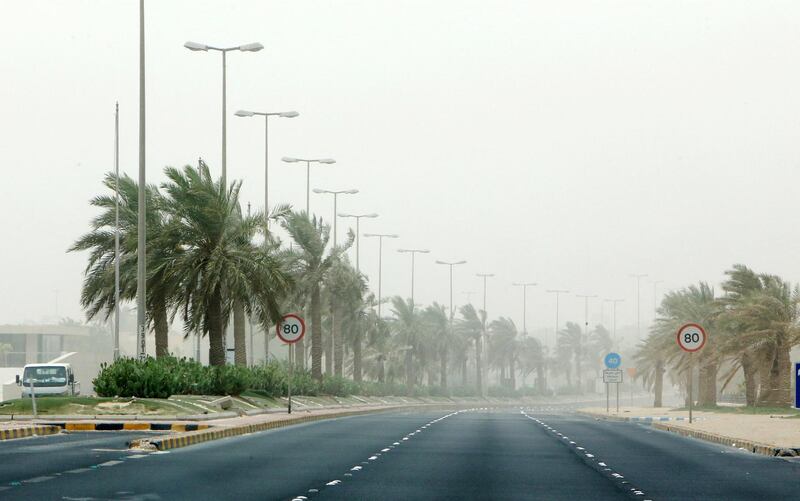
70 172 175 358
161 163 292 366
517 336 544 391
488 317 519 389
281 211 350 380
456 304 486 394
389 296 420 392
325 258 365 377
720 265 799 407
645 282 720 407
421 303 449 387
557 322 583 392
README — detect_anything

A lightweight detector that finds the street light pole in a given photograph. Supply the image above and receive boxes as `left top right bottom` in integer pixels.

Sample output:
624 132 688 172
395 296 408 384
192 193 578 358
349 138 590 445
281 157 336 216
630 273 648 341
234 109 299 233
604 299 625 350
364 233 399 318
652 280 664 322
545 289 570 350
184 40 264 185
313 189 359 246
338 213 378 272
476 273 493 395
397 249 430 306
512 282 537 336
114 101 120 361
435 260 467 391
136 0 146 360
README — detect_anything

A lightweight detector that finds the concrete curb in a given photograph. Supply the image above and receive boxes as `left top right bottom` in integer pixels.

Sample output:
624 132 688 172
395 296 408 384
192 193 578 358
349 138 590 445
45 422 211 432
129 407 404 451
576 411 697 423
651 422 799 457
0 425 61 440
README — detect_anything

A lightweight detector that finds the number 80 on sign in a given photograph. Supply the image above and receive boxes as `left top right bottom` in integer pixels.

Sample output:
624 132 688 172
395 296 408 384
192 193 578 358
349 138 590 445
676 323 707 352
277 314 306 344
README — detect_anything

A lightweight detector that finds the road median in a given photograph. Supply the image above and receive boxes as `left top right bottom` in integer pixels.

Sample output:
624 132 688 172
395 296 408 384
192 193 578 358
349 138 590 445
129 405 410 451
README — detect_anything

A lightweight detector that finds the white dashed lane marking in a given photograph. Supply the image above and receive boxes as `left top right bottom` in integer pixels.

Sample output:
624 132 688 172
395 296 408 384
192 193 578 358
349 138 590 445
521 409 653 501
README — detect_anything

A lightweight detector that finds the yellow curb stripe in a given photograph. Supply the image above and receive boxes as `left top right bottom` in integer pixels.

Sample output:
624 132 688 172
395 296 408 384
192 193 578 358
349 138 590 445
65 423 96 431
123 423 151 431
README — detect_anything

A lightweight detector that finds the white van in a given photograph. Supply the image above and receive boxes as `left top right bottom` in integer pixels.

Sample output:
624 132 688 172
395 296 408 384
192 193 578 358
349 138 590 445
17 363 80 397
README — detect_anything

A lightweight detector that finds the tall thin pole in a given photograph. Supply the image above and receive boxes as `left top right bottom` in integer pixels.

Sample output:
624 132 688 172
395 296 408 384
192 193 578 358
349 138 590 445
546 289 570 350
114 102 120 361
136 0 147 360
411 252 416 306
221 50 227 185
305 161 310 215
333 194 338 247
264 113 269 232
355 218 360 271
630 273 648 341
377 236 383 318
513 282 537 335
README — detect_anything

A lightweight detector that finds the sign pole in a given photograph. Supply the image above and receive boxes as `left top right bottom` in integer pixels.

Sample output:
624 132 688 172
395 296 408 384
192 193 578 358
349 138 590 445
689 352 693 424
288 343 293 415
606 382 609 413
616 381 619 413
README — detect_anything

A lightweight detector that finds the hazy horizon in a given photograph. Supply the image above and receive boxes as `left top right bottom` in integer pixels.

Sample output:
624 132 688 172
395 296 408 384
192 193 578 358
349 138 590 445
3 1 799 345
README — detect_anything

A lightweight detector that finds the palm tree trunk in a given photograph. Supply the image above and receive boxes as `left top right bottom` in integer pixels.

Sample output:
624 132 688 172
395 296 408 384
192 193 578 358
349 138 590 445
233 302 246 366
756 353 773 405
741 352 757 407
761 340 792 407
311 286 323 381
377 355 385 383
698 358 717 406
439 345 448 389
461 357 467 386
325 306 333 376
509 356 516 390
575 350 582 394
353 326 362 382
153 300 169 359
405 349 414 394
653 358 664 407
333 309 343 377
208 288 225 366
475 338 483 395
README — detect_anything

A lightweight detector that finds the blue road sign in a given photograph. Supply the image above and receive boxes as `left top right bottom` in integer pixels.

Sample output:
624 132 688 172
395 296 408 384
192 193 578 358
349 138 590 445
795 363 800 409
604 352 622 369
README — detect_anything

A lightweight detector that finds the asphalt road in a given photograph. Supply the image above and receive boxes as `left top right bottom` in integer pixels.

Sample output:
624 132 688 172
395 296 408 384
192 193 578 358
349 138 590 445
1 407 798 500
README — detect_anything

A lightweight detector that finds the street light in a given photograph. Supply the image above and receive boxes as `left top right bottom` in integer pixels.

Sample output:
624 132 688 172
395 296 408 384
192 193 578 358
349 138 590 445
397 249 430 306
545 289 570 349
652 279 664 322
136 0 146 360
435 260 467 390
338 213 378 272
576 294 598 392
364 233 399 318
184 40 263 185
234 109 299 232
313 189 358 246
512 282 537 336
476 273 494 395
630 273 648 341
604 298 625 350
282 157 336 215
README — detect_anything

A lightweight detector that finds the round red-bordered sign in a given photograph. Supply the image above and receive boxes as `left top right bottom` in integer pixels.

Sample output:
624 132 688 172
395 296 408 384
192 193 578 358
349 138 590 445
676 323 707 352
276 313 306 344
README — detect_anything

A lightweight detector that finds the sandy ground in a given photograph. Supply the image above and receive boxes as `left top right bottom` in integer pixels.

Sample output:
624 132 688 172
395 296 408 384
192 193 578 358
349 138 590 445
580 406 800 448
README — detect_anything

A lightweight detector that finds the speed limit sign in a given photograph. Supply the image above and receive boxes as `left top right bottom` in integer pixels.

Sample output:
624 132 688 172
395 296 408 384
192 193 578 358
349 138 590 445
676 323 707 352
277 314 306 344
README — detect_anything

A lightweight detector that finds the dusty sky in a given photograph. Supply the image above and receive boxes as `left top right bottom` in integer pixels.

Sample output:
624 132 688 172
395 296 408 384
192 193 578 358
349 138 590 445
2 1 799 348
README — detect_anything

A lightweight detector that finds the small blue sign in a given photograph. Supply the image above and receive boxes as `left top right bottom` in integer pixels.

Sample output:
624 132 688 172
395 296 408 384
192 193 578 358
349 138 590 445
604 352 622 369
795 363 800 409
